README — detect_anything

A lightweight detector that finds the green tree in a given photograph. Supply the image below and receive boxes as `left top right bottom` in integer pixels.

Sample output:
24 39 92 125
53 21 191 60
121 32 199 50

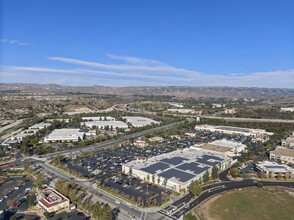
34 173 45 188
44 211 50 219
211 166 219 179
28 198 35 207
203 171 210 182
189 180 202 196
230 167 238 178
30 136 39 145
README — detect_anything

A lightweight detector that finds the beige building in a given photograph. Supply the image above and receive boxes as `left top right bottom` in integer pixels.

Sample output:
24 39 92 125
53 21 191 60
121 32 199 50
281 131 294 149
256 161 294 179
38 188 70 213
270 147 294 164
191 139 246 157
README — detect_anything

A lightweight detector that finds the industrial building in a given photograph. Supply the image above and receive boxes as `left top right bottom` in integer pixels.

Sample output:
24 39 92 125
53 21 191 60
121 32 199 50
81 121 128 129
256 161 294 179
38 188 70 213
195 124 273 141
29 122 51 130
123 116 159 127
168 103 184 108
191 139 246 157
44 129 84 142
81 116 116 121
11 132 34 141
270 147 294 164
280 107 294 112
122 148 232 192
167 109 202 114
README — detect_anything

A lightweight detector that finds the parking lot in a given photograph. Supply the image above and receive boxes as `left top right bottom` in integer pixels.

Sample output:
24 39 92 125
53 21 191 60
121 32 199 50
0 176 35 212
65 144 173 206
62 128 259 206
48 210 90 220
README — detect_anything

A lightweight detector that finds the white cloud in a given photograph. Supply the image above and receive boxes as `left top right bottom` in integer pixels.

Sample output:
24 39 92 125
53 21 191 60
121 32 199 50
8 66 78 73
2 55 294 88
1 38 29 46
229 73 244 76
106 54 167 66
48 56 198 77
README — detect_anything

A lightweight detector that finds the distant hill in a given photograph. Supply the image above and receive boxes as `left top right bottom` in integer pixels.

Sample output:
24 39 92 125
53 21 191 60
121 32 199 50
1 83 294 98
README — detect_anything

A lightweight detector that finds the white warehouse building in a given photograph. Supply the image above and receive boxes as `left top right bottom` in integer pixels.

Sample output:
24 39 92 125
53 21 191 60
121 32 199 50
44 129 84 142
82 116 116 121
195 124 273 141
122 148 232 193
81 121 128 129
123 116 160 127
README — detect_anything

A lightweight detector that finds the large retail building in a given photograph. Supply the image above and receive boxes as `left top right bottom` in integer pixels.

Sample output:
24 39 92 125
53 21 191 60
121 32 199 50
122 148 232 192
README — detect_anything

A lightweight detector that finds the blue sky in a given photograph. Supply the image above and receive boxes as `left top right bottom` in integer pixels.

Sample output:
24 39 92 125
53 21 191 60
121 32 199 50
1 0 294 88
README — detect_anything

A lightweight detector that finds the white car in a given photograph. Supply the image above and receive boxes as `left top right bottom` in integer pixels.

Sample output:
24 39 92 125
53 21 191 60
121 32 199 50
115 200 121 204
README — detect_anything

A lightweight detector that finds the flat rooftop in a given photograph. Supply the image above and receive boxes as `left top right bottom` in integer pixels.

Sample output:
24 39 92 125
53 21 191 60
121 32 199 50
29 122 51 129
39 188 69 208
195 124 266 134
125 148 230 185
46 129 84 140
123 116 159 127
82 116 115 121
211 139 246 149
194 144 231 153
82 121 128 128
270 147 294 158
257 161 293 173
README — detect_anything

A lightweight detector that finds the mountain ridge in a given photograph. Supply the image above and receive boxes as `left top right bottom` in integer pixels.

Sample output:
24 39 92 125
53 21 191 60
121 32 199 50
1 83 294 98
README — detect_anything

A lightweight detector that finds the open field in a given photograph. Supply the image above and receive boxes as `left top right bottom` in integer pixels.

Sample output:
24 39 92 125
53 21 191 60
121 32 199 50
195 187 294 220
